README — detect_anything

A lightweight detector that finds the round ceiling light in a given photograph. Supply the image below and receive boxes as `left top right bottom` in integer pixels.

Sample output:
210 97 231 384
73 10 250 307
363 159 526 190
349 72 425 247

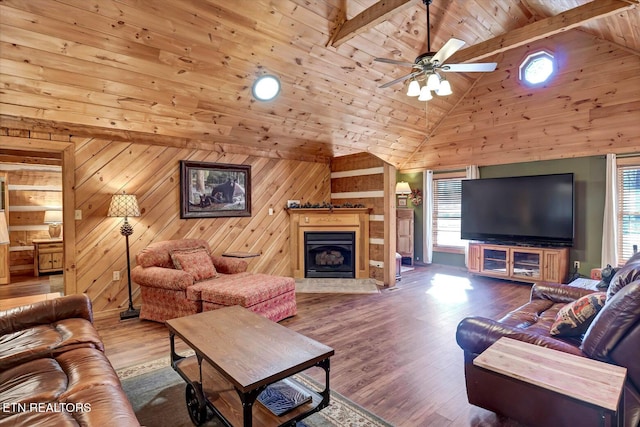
252 75 281 101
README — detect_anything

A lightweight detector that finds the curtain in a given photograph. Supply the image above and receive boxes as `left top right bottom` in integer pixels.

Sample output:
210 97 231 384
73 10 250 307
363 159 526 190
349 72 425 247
464 165 480 267
602 154 618 267
424 170 434 264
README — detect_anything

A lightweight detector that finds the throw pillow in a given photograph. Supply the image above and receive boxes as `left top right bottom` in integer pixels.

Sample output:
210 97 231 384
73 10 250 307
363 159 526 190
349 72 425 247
170 247 217 282
549 292 607 337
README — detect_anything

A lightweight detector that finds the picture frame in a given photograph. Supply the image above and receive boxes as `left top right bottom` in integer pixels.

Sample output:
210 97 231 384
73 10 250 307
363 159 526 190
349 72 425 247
180 161 251 218
397 197 408 207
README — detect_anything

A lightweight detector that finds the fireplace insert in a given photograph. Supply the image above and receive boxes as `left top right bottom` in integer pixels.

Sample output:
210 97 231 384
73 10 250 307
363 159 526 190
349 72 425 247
304 231 355 278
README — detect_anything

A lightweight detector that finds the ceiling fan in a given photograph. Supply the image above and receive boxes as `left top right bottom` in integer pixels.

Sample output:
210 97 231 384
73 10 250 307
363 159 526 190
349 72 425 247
375 0 497 100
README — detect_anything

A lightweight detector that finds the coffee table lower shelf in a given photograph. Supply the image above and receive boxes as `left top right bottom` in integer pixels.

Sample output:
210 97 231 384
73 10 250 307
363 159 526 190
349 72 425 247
173 355 326 427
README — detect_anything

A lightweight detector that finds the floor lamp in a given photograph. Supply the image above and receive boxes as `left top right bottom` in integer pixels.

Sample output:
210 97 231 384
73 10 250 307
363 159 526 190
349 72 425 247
108 192 141 320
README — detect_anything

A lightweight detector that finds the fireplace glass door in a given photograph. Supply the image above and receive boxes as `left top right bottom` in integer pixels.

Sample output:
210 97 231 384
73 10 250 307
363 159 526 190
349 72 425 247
304 231 355 278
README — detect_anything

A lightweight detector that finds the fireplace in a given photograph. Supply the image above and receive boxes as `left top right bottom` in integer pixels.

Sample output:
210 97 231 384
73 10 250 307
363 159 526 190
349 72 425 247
304 231 355 278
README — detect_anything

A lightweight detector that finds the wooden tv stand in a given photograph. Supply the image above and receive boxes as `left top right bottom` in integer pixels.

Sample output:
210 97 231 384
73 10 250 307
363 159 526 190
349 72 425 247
467 242 569 284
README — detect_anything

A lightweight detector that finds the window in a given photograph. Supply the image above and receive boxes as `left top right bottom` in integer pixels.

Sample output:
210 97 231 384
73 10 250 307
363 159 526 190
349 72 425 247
617 159 640 263
519 51 555 85
432 174 465 252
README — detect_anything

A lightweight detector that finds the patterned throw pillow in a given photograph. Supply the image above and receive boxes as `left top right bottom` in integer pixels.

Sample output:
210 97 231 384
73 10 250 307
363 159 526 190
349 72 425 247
550 292 607 337
170 247 217 282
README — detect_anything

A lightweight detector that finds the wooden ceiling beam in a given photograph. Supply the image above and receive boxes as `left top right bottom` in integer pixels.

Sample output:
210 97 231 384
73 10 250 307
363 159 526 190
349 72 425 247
330 0 415 47
448 0 638 63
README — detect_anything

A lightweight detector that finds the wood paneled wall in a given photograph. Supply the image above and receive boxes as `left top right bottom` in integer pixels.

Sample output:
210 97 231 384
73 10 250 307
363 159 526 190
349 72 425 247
402 30 640 171
331 153 396 285
0 162 62 275
1 129 331 314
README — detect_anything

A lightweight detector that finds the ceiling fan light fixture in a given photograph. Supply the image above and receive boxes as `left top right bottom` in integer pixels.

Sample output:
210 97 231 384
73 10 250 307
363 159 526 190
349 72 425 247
436 79 452 96
406 79 421 97
418 86 433 101
426 73 440 91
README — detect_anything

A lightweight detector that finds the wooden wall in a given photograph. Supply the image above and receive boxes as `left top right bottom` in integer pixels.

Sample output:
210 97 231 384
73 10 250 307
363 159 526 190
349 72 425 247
402 30 640 171
1 129 331 314
0 162 63 275
331 153 396 285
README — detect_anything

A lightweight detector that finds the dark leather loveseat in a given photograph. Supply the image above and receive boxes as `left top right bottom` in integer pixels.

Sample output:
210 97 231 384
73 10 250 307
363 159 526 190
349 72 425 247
0 294 140 426
456 254 640 427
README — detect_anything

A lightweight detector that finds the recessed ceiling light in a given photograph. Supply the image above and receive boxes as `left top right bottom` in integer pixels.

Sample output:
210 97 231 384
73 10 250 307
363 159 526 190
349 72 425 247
252 75 281 101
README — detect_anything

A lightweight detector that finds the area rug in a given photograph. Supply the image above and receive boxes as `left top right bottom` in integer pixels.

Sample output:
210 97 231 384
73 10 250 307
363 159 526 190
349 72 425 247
400 266 414 273
118 357 393 427
49 274 64 293
295 278 380 294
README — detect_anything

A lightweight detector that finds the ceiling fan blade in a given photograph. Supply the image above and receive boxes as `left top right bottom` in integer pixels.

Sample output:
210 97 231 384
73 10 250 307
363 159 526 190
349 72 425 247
442 62 498 72
431 38 466 65
379 70 423 89
374 57 419 67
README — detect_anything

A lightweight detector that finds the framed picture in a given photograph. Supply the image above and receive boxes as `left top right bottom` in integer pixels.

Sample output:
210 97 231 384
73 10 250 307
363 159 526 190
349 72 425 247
397 197 408 207
180 161 251 218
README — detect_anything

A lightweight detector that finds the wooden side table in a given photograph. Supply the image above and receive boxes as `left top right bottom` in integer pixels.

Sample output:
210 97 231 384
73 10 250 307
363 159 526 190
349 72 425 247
221 252 260 258
33 239 64 276
474 337 626 427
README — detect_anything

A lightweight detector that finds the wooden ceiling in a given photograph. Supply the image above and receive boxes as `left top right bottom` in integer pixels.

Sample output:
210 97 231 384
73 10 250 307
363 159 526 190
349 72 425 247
0 0 638 168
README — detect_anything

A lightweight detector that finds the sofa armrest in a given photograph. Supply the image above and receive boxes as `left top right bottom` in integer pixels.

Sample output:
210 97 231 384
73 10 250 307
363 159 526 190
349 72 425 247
456 316 585 357
131 265 194 291
531 282 596 304
211 255 248 274
0 294 93 336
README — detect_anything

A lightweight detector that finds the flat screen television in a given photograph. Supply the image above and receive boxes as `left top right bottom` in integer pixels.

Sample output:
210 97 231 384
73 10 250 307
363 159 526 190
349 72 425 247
461 173 574 247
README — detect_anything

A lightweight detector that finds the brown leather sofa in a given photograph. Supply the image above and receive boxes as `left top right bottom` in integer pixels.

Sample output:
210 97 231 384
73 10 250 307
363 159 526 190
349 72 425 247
0 294 140 426
456 255 640 427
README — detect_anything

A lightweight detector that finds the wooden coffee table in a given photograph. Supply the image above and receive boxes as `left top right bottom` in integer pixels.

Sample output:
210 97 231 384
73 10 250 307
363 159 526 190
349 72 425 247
166 306 334 427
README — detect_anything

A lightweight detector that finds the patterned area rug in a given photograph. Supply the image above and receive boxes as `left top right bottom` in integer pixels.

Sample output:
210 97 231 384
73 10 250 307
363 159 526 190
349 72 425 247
294 278 380 294
49 274 64 293
117 357 392 427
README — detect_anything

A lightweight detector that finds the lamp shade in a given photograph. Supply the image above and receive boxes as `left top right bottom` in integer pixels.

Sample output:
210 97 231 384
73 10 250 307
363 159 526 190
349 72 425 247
107 193 140 218
0 212 8 244
426 73 441 91
418 86 433 101
406 80 421 97
44 210 63 224
436 79 453 96
395 181 412 195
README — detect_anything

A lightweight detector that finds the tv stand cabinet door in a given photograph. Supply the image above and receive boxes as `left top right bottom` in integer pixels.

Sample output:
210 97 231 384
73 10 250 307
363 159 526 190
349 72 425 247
479 245 510 277
510 248 542 281
542 248 569 283
468 243 481 273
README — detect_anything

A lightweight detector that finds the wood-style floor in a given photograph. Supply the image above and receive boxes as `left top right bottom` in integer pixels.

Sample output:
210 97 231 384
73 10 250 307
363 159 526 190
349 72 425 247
89 265 532 427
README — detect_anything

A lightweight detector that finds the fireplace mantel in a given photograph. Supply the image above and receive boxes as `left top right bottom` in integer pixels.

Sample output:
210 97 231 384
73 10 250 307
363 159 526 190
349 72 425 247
287 208 370 279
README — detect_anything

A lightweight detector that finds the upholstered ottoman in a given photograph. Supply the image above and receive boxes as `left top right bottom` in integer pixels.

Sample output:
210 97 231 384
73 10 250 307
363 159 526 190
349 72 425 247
199 274 297 322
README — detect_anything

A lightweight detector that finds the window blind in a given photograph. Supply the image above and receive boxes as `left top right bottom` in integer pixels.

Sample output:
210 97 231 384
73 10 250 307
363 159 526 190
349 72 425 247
432 178 464 248
617 165 640 262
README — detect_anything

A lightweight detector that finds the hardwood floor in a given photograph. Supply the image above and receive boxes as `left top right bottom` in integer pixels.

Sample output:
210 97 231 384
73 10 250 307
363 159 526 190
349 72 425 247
94 265 532 427
0 273 63 299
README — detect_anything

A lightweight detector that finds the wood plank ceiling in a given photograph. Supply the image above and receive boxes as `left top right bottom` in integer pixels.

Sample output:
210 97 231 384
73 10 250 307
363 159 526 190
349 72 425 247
0 0 638 168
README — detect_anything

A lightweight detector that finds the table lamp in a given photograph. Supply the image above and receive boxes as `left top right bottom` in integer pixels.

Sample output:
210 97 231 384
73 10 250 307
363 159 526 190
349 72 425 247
396 181 412 206
44 210 63 238
108 192 141 320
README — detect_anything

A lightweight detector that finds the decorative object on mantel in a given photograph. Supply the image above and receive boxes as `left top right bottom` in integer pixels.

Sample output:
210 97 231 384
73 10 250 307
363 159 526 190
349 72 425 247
286 201 365 209
43 210 63 238
410 188 423 206
108 191 141 320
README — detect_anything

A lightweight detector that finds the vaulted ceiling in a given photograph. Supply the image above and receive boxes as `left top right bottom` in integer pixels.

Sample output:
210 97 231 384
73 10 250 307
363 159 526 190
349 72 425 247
0 0 638 168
